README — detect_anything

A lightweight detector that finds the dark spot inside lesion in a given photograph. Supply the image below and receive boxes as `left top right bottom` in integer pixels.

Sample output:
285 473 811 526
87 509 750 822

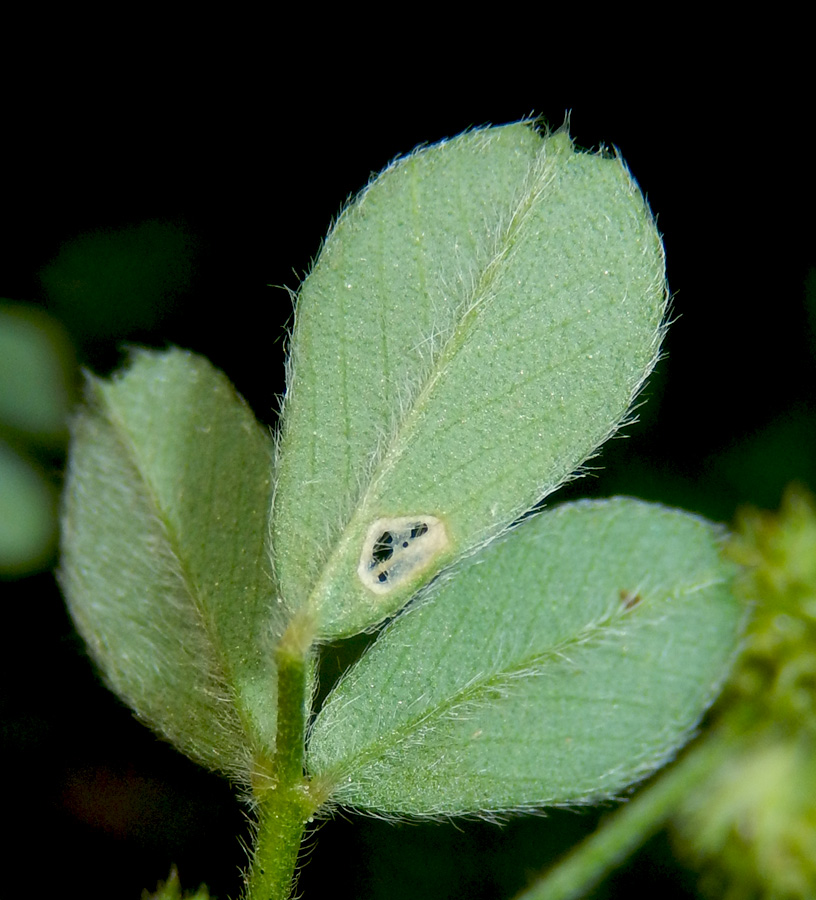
619 589 642 610
371 531 394 565
367 520 434 585
372 523 429 566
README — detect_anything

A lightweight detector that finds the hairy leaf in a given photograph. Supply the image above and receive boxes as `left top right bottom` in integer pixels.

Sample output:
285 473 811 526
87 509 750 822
307 499 744 815
61 349 280 776
273 123 666 638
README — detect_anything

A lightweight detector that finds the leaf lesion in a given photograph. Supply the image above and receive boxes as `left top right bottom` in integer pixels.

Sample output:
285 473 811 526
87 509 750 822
300 143 569 624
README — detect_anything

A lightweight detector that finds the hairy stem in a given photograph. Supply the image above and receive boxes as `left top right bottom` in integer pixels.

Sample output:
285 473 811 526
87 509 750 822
512 730 734 900
244 612 318 900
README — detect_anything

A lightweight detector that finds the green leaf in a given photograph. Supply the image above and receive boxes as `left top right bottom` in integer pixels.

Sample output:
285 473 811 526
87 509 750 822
273 123 667 639
38 220 196 341
0 440 56 575
307 499 744 815
60 349 280 776
0 302 73 442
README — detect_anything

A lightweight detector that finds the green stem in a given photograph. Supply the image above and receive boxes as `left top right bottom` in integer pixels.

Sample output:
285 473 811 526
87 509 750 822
512 731 735 900
245 785 312 900
244 613 319 900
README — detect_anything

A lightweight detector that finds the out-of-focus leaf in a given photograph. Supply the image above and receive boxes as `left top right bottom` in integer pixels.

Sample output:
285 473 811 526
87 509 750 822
39 220 195 339
0 440 56 575
0 302 73 442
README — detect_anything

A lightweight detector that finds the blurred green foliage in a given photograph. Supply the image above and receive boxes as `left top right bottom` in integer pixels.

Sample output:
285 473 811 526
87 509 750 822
0 303 74 576
2 219 196 577
38 219 196 342
671 486 816 899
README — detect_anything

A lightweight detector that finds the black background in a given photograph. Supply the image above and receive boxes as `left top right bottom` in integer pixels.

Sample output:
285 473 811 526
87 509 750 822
3 76 814 900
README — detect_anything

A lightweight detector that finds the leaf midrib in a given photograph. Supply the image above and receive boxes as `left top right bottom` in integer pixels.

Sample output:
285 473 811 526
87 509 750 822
100 384 243 732
311 601 624 786
302 142 561 620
